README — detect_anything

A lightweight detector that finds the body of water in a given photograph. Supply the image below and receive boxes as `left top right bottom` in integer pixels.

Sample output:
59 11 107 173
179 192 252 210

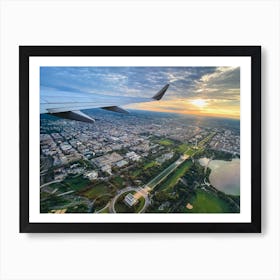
199 158 240 195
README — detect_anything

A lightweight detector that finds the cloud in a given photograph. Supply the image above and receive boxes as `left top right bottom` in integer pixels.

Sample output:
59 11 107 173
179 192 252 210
193 66 240 100
40 66 240 119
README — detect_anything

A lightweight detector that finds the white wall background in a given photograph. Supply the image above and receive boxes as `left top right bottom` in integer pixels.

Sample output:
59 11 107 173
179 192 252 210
0 0 279 279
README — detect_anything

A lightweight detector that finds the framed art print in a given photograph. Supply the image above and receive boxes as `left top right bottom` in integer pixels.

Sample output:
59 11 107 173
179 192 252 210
19 46 261 233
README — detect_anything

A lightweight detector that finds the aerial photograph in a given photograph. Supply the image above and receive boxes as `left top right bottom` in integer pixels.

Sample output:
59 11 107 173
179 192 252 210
40 66 240 214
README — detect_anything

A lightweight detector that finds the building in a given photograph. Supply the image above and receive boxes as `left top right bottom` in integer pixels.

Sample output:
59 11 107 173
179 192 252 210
126 151 141 161
156 152 174 164
116 160 128 168
92 152 123 167
101 164 112 175
85 171 98 180
124 193 138 207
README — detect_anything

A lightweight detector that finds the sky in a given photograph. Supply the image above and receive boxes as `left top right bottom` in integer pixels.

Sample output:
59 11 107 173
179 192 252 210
40 66 240 119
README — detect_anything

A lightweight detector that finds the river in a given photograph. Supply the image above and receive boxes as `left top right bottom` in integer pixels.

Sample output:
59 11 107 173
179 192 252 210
199 157 240 195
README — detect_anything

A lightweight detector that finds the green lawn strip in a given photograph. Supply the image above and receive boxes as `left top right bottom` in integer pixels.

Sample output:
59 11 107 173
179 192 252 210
136 196 146 212
156 160 193 192
176 143 190 153
146 161 178 188
198 132 216 147
184 189 231 213
185 146 203 157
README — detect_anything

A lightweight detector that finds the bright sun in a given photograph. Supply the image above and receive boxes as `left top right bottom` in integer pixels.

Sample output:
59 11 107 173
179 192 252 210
190 99 207 108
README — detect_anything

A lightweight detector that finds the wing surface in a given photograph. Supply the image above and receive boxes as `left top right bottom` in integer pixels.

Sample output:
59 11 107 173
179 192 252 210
40 84 169 123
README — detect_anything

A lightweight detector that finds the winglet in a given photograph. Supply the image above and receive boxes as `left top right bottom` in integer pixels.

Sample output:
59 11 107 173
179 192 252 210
152 84 169 100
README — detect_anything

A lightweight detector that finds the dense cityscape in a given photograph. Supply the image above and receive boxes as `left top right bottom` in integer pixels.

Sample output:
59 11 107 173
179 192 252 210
40 109 240 214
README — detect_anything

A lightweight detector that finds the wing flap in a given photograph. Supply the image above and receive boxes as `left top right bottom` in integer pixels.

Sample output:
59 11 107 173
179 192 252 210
49 110 95 123
101 106 129 114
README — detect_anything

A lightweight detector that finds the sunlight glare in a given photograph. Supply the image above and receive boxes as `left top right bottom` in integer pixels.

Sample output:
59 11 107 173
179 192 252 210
190 99 207 108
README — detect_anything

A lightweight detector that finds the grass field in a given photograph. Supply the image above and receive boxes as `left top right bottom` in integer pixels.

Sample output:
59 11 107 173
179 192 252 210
131 169 141 178
176 143 190 153
80 182 112 199
184 189 231 213
110 176 125 188
158 139 174 146
99 206 110 213
144 161 158 170
40 195 68 213
93 194 112 212
64 175 90 191
156 160 193 192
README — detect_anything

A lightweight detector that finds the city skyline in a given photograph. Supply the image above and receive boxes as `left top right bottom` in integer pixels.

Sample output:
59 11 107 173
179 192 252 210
40 66 240 119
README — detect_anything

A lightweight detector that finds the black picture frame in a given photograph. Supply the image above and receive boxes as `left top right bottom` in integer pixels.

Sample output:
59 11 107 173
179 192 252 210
20 46 261 233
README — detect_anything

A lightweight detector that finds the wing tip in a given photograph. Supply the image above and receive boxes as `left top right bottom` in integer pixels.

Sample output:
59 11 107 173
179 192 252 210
152 84 170 100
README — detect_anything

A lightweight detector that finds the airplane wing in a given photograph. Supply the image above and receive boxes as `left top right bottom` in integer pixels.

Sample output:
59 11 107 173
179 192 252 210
40 84 169 123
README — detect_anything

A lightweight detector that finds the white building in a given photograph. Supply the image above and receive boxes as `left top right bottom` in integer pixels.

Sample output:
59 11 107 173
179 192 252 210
85 171 98 180
124 193 138 207
126 151 141 161
116 160 128 168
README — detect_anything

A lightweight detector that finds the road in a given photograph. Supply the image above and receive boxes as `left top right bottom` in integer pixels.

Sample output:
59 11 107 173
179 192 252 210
40 179 61 189
96 203 110 213
57 190 75 197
